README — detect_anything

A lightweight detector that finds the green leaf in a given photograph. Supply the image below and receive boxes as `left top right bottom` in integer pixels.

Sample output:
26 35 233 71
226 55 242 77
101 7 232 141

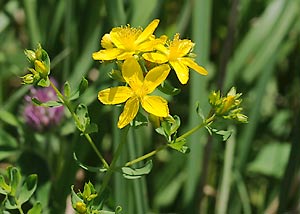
115 206 122 214
18 174 38 205
195 102 205 121
31 98 62 107
158 81 181 96
121 160 153 179
170 115 181 135
8 167 21 196
169 139 190 154
75 104 90 132
109 69 125 82
155 115 181 141
70 185 83 207
5 195 18 209
37 77 50 87
131 112 148 128
73 152 107 173
64 81 71 98
212 129 233 141
0 175 10 194
247 143 291 179
69 77 89 101
82 123 98 135
27 202 42 214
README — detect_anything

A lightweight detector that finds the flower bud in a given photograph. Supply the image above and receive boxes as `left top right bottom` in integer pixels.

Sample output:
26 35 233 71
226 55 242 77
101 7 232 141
24 49 36 62
21 74 34 84
75 201 87 214
34 60 49 77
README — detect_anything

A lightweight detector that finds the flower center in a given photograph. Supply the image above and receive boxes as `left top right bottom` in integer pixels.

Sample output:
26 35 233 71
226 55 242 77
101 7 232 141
114 26 142 51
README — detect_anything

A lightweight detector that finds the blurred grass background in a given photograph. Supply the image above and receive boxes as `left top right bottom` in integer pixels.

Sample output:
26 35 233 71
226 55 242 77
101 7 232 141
0 0 300 213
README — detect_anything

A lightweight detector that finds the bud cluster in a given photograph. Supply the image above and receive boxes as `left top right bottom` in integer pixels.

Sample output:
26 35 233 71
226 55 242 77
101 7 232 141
209 87 248 123
21 44 51 87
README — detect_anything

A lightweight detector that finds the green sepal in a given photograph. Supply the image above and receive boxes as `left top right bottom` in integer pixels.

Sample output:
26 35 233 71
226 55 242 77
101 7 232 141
121 160 153 179
73 152 107 173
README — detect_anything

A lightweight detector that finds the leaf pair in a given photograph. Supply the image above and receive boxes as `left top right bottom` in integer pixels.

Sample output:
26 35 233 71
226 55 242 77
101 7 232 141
0 167 41 213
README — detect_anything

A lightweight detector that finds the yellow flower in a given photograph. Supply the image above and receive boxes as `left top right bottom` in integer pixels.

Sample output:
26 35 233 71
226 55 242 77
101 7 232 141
142 33 208 84
92 19 163 61
98 57 171 128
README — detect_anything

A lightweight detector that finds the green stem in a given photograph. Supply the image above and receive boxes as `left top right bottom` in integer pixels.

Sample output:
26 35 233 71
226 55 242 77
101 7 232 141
125 145 167 167
125 114 215 167
176 114 214 142
15 200 25 214
49 80 109 169
99 127 129 195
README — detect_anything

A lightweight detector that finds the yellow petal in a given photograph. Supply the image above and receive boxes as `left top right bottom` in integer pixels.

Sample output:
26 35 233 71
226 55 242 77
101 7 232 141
170 60 189 84
169 34 194 58
142 52 168 64
98 86 132 104
122 57 144 91
143 64 170 94
118 96 139 128
117 51 135 60
101 34 114 49
135 19 159 45
155 43 169 55
181 58 208 75
138 38 166 52
141 95 169 117
92 49 122 61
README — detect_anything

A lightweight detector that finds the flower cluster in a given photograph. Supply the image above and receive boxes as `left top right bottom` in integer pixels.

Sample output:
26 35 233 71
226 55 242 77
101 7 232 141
93 19 208 128
209 87 248 123
21 44 50 87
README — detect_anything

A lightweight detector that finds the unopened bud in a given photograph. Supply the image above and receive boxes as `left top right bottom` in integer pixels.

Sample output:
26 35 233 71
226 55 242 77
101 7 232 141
75 201 87 214
34 60 49 77
21 74 34 84
24 49 36 62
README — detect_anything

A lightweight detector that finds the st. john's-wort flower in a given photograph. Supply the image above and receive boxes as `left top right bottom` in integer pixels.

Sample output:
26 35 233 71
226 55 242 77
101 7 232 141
92 19 164 61
98 57 170 128
143 33 208 84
